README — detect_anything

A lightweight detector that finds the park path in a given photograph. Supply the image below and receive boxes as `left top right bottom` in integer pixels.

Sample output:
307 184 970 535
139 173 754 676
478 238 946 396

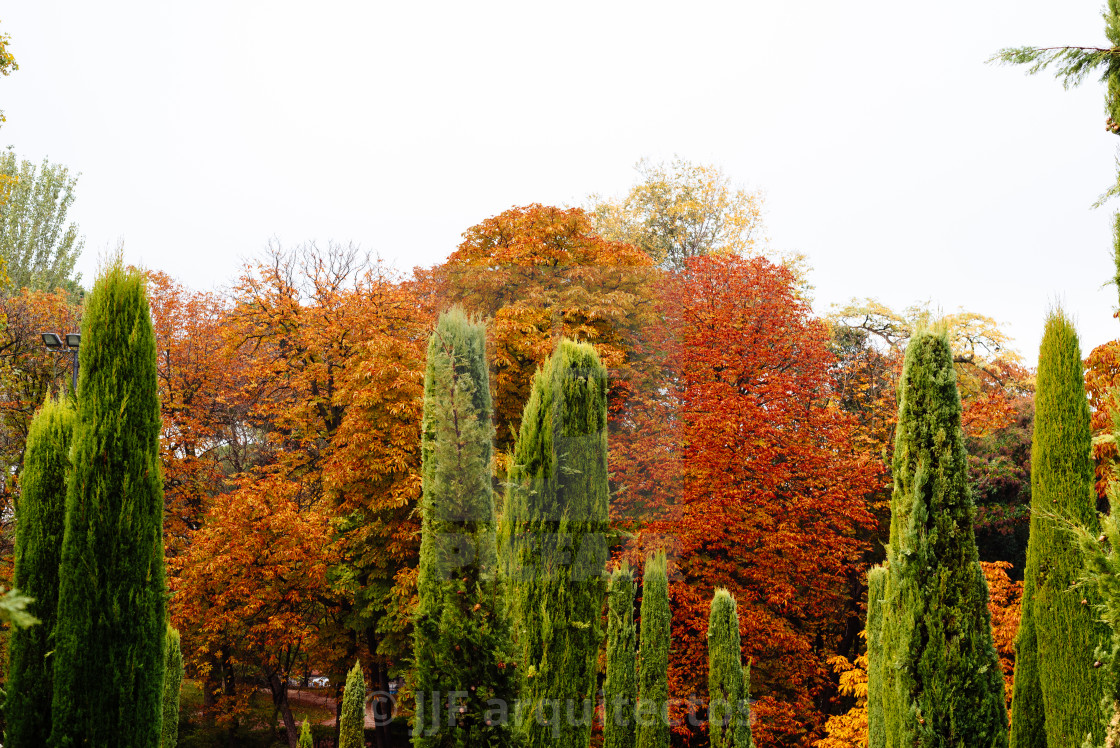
286 687 379 728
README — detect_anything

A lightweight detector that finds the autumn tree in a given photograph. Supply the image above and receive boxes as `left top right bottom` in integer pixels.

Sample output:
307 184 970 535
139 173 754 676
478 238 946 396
875 330 1007 748
51 262 166 748
0 152 83 294
0 18 16 128
653 254 877 745
1010 312 1107 748
412 309 517 747
5 395 73 747
638 552 670 748
708 589 752 748
502 339 610 748
605 563 638 748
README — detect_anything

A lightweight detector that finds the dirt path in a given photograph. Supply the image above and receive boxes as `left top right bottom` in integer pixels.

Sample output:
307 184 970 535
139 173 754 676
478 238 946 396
285 687 380 727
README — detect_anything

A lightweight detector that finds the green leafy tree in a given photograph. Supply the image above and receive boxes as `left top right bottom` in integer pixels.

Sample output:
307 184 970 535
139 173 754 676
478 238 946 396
605 563 637 748
340 660 365 748
707 588 751 748
0 152 83 293
298 718 313 748
161 625 183 748
502 339 610 748
0 18 17 128
5 395 74 747
866 566 887 748
1010 312 1108 747
49 262 166 748
874 330 1007 747
637 553 669 748
412 308 517 748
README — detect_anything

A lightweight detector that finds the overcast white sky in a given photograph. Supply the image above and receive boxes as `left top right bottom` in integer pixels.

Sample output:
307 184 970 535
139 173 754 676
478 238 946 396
3 1 1118 360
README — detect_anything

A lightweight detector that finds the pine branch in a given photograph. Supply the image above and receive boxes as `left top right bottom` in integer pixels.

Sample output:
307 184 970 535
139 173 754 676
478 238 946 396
989 45 1120 89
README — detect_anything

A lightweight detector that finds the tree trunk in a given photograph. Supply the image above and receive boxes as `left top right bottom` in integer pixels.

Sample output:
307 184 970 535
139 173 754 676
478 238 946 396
366 628 389 748
268 670 300 748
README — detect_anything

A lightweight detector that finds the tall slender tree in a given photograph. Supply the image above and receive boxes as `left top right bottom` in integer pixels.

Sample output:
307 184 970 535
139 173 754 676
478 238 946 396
707 588 751 748
5 395 74 747
412 308 517 747
503 339 610 748
1011 312 1108 747
637 553 670 748
161 625 184 748
50 262 167 747
340 660 366 748
605 563 638 748
874 330 1007 747
866 566 887 748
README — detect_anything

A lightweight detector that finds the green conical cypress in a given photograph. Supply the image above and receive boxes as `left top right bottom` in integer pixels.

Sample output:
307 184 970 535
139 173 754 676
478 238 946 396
298 718 313 748
503 339 610 748
49 262 166 748
340 660 365 748
637 552 669 748
1011 312 1108 747
412 308 517 747
605 563 638 748
5 396 75 747
875 330 1007 747
161 625 183 748
866 565 887 748
707 588 751 748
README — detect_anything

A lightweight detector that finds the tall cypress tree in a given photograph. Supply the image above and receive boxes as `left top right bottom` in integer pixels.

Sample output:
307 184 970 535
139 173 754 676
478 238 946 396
340 660 366 748
161 625 184 748
605 563 637 748
866 565 887 748
503 339 610 748
875 330 1007 747
50 262 166 748
6 395 75 747
412 308 517 747
637 552 669 748
298 719 313 748
1011 312 1108 747
707 588 751 748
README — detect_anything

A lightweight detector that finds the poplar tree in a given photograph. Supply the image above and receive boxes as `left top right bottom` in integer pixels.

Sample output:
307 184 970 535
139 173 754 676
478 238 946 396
161 625 184 748
5 396 74 747
340 660 366 748
874 330 1007 747
503 339 610 748
49 262 167 748
637 552 669 748
412 308 517 747
707 588 751 748
605 563 638 748
1011 312 1108 747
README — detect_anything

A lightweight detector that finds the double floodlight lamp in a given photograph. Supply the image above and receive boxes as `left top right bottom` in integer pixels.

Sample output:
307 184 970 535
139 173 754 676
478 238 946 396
42 332 80 349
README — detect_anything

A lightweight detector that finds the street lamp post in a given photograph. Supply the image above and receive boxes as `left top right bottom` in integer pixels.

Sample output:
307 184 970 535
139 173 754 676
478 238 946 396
42 332 80 391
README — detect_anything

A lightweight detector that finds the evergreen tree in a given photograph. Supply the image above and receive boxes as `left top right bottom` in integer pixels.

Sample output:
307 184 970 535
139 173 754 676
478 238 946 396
637 552 669 748
1011 312 1108 747
161 625 183 748
49 262 166 747
298 718 313 748
605 563 638 748
340 660 366 748
875 330 1007 747
5 396 74 747
412 308 517 748
503 339 610 748
866 565 887 748
707 588 751 748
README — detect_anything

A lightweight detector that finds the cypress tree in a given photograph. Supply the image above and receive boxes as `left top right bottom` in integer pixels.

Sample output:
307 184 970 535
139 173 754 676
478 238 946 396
298 718 313 748
866 566 886 748
605 563 638 748
340 660 365 748
503 339 610 748
637 552 669 748
5 396 75 747
707 588 751 748
161 625 183 748
412 308 517 747
49 262 167 748
1011 311 1108 747
875 330 1007 747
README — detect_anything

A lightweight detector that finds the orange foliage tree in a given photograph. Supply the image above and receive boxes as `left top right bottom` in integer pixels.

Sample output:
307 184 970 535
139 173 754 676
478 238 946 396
651 254 878 746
